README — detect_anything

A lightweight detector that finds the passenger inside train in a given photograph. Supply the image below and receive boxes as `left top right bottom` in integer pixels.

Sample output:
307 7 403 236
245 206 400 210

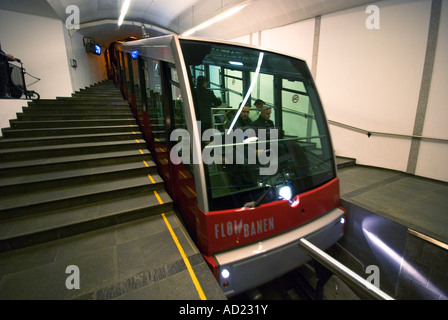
234 103 252 129
181 39 332 211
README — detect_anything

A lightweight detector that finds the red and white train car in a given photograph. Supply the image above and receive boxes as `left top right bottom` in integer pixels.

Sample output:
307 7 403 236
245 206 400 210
114 35 346 296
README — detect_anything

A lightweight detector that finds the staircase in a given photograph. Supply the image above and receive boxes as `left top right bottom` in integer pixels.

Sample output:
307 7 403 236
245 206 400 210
0 80 172 253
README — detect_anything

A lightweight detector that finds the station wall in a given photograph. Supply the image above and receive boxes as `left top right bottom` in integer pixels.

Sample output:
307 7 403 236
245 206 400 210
232 0 448 183
0 9 73 99
62 28 108 94
0 9 106 99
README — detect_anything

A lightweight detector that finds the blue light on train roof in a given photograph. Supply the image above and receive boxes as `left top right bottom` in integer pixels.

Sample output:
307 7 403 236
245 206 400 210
131 50 138 59
94 44 101 55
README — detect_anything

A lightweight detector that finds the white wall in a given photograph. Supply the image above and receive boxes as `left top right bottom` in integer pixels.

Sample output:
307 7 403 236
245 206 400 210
0 100 28 137
63 29 107 93
261 19 316 71
0 9 73 99
0 9 107 134
415 0 448 181
231 0 448 182
318 0 431 172
232 18 315 68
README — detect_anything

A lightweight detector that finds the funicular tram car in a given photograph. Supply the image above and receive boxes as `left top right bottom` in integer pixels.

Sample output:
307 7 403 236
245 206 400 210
114 35 346 297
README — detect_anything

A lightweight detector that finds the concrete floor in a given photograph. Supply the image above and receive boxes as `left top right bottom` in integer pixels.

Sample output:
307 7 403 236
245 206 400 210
338 165 448 244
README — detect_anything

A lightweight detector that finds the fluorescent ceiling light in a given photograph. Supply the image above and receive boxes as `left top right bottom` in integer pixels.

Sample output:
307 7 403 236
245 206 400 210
182 2 249 36
229 61 244 66
118 0 131 27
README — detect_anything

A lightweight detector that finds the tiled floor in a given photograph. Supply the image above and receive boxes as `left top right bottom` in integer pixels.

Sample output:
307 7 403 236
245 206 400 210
338 165 448 244
0 211 227 300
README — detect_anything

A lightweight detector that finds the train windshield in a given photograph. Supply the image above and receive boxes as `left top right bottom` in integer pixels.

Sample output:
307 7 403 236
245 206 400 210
180 39 335 211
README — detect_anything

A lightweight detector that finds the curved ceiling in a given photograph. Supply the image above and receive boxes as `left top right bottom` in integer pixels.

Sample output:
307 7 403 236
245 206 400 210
1 0 380 46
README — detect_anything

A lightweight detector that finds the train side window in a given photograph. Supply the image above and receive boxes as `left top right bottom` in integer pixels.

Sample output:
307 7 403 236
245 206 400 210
171 85 187 130
224 69 243 108
170 66 193 174
209 65 222 100
249 72 275 124
129 54 142 112
281 79 311 138
143 59 165 143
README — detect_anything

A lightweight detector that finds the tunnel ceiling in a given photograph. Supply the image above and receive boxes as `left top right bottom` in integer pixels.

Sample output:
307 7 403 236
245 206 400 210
1 0 381 46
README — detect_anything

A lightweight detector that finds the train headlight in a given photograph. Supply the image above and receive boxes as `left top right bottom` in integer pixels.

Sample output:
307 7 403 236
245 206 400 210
279 186 292 201
290 195 300 208
221 268 230 279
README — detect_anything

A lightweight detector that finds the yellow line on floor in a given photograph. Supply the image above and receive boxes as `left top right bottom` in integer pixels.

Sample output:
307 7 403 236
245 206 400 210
154 190 163 205
139 149 144 155
143 160 149 167
161 213 206 300
147 174 155 184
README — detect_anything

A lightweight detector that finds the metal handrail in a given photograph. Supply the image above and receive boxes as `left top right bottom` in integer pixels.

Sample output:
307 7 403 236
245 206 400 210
298 238 395 300
408 229 448 251
328 119 448 143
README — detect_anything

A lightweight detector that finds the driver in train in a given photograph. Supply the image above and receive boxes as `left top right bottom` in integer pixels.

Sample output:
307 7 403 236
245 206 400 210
194 75 222 132
253 105 275 129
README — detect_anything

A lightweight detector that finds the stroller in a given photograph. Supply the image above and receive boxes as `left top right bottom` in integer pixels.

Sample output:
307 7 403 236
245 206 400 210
1 50 40 100
7 58 40 100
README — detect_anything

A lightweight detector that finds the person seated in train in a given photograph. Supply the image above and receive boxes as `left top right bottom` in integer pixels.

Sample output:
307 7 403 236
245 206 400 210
249 98 264 121
234 103 253 130
194 75 222 131
253 105 274 129
254 99 264 111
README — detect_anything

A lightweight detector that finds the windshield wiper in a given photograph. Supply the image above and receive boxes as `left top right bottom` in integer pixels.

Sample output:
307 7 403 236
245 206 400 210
243 185 274 209
243 168 293 208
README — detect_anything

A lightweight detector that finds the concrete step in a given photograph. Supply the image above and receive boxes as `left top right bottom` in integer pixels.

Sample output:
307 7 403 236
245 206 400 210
336 156 357 169
58 95 124 100
0 139 148 162
0 132 143 148
2 124 139 138
74 90 122 96
22 107 133 115
0 159 158 196
0 149 152 177
9 119 136 129
80 86 118 90
0 173 167 220
0 80 174 258
60 91 122 96
0 188 173 253
31 99 128 106
16 113 134 121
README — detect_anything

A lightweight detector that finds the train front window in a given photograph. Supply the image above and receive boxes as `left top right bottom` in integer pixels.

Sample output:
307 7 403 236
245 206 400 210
180 40 335 211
